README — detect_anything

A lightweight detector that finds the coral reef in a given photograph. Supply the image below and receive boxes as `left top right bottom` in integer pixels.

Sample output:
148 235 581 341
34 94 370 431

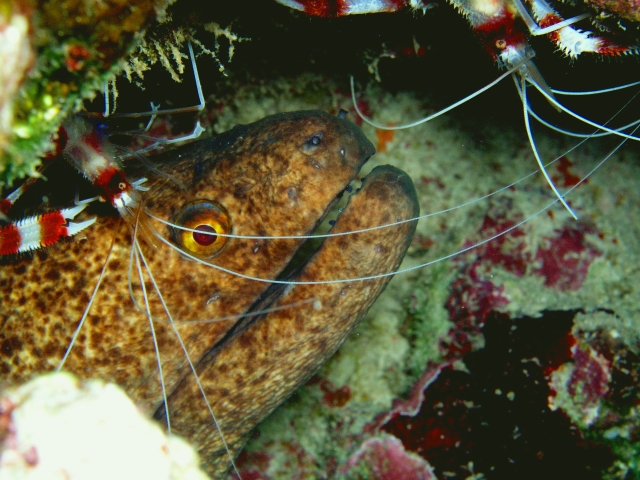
1 1 639 478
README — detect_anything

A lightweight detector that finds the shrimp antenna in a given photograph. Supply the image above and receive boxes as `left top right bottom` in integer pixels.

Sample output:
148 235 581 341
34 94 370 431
514 74 578 219
133 238 242 478
529 79 640 142
58 231 117 371
127 208 171 432
350 56 530 130
131 236 171 432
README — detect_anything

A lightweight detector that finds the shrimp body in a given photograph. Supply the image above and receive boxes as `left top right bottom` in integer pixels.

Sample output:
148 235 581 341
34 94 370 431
276 0 639 57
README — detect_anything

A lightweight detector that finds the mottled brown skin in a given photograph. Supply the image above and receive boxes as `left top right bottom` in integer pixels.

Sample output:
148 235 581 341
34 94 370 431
0 110 418 477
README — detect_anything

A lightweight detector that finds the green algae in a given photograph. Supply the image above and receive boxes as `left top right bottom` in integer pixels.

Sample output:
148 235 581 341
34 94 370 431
0 0 172 187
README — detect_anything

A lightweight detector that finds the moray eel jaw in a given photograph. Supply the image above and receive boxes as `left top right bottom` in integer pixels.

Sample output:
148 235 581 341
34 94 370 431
0 111 418 478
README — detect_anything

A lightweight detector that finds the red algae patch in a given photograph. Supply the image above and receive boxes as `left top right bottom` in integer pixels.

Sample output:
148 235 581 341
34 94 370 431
339 436 436 479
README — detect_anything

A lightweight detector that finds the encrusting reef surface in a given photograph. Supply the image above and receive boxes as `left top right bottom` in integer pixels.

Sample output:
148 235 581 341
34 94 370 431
1 1 640 478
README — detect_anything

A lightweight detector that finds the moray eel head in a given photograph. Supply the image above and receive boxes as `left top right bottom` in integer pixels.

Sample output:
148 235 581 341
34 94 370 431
0 110 418 477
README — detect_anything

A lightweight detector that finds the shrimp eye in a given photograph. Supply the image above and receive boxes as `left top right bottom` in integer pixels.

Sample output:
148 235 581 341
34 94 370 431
118 182 127 191
301 131 325 154
173 200 231 258
495 39 507 50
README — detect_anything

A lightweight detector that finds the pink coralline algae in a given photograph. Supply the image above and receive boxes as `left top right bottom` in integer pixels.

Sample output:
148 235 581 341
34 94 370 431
320 379 352 408
443 269 509 359
548 343 612 426
567 345 611 403
442 203 601 361
339 436 436 480
441 213 517 360
534 225 601 291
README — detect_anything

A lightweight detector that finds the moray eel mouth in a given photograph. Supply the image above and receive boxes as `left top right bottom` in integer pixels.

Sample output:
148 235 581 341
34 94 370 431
0 110 418 476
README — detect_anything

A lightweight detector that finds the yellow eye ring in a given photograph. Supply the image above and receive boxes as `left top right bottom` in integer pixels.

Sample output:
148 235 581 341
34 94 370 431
173 200 231 258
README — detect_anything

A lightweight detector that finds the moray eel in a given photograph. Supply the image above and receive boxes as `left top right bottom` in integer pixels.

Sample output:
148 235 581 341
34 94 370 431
0 110 418 476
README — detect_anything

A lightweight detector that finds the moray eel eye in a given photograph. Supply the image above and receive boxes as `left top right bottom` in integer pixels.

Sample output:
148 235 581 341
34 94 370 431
173 200 231 258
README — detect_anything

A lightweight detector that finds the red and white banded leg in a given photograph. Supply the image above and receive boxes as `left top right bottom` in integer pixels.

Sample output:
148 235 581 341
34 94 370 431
519 0 639 56
0 204 96 256
0 177 40 217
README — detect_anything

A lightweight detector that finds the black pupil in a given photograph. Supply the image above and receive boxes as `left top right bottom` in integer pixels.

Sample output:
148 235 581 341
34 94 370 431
193 224 217 246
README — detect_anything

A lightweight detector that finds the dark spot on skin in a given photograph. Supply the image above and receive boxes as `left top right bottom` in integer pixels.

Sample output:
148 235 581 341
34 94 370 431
42 342 57 358
90 331 103 348
72 277 88 294
14 265 26 275
59 261 76 273
239 334 256 349
44 269 60 281
317 338 328 353
308 325 323 336
1 336 22 356
246 347 256 363
234 183 253 199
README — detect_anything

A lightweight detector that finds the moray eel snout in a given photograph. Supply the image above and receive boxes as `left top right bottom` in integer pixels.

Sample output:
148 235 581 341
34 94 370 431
0 110 418 477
